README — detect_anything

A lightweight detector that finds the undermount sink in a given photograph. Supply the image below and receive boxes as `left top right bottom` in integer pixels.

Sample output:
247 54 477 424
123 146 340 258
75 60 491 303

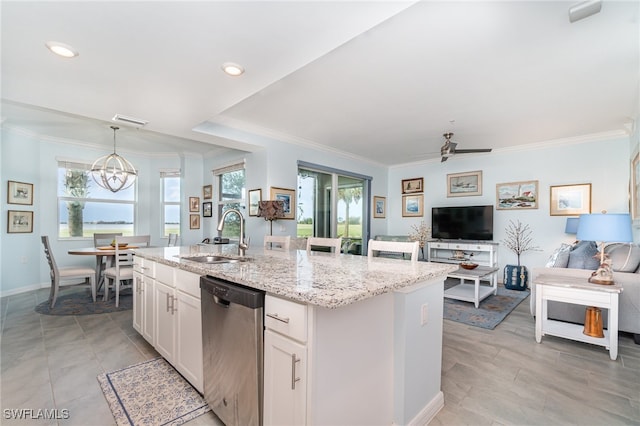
181 255 251 264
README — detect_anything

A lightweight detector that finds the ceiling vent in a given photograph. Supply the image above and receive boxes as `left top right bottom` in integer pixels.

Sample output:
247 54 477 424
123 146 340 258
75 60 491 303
112 114 149 127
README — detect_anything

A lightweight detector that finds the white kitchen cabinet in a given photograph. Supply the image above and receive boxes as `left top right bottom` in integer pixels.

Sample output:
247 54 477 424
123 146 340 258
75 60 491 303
150 263 204 393
133 257 155 345
154 279 176 362
175 269 203 393
264 329 307 426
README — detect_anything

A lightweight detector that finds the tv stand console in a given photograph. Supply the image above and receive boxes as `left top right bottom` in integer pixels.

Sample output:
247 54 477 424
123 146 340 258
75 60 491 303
428 240 499 307
427 240 498 268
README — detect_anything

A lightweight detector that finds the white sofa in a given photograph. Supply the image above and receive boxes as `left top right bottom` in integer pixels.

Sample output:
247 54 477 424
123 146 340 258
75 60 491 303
530 242 640 343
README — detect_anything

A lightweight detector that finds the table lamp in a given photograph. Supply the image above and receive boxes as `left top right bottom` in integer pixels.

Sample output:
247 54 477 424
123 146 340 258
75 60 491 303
576 212 633 285
564 217 579 234
258 200 285 236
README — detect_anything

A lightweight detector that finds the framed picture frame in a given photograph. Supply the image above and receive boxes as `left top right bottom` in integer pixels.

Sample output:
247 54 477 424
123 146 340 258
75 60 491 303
373 196 386 218
632 153 639 220
7 180 33 205
401 177 423 194
189 197 200 212
190 214 200 229
270 187 296 220
203 185 213 200
447 170 482 197
203 202 213 217
7 210 33 233
402 194 424 217
550 183 592 216
496 180 539 210
248 189 262 217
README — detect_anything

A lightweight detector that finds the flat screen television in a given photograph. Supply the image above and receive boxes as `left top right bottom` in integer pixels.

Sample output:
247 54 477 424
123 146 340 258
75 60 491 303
431 205 494 241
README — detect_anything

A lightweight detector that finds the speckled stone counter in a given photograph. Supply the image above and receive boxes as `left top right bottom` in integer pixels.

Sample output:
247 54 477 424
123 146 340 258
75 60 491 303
134 245 457 309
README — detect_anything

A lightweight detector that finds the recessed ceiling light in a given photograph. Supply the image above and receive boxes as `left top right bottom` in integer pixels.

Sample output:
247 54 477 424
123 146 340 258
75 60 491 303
221 62 245 76
45 41 79 58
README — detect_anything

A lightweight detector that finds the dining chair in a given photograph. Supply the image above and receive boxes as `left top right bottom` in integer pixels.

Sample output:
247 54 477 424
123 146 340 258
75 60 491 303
367 239 419 261
306 237 342 255
41 236 96 308
103 235 151 307
167 233 179 246
263 235 291 251
92 232 122 291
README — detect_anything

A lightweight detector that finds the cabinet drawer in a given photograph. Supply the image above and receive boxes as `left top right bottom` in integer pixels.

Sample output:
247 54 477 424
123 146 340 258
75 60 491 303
430 242 449 249
155 262 175 286
134 257 155 278
265 295 307 343
175 269 201 298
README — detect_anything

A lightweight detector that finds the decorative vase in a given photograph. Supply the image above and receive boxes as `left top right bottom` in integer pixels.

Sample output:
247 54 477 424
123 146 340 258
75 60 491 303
503 264 528 290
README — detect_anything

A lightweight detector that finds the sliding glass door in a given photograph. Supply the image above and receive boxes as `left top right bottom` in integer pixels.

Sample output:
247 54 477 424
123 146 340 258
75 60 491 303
297 163 370 255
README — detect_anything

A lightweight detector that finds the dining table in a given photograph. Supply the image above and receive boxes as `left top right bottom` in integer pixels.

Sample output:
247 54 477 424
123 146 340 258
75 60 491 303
68 245 139 293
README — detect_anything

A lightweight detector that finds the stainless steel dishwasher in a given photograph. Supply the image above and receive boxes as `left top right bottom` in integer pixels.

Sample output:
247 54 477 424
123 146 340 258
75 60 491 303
200 275 265 426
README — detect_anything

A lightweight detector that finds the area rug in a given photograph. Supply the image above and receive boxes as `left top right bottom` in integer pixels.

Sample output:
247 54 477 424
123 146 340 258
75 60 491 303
97 357 210 426
443 279 529 330
35 289 132 315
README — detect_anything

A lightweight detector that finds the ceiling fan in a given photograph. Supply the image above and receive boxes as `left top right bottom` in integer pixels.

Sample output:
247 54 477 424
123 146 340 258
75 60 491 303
440 132 492 162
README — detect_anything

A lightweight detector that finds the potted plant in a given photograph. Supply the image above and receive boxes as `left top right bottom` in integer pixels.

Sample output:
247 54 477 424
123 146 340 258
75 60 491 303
501 220 540 290
409 221 431 261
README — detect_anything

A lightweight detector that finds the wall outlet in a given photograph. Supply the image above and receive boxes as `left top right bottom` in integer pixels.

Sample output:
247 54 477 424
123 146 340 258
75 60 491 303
421 303 428 326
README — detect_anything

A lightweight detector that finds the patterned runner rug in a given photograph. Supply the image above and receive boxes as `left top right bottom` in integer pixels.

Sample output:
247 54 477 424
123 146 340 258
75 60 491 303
443 279 529 330
97 358 210 426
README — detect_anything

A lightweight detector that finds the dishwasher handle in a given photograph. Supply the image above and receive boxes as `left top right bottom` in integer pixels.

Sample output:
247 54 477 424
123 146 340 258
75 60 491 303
213 295 230 307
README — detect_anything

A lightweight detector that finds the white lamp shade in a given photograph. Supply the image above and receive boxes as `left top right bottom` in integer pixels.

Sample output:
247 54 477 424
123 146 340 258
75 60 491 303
576 213 633 243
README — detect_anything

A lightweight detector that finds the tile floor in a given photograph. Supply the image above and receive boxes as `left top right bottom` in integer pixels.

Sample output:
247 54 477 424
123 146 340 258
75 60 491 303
1 286 639 425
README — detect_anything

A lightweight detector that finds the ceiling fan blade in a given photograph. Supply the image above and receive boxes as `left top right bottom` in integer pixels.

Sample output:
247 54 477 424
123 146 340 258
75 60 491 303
452 148 492 154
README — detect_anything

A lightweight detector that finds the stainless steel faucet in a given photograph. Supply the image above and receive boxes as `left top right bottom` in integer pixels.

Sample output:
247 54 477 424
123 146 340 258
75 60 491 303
217 208 248 256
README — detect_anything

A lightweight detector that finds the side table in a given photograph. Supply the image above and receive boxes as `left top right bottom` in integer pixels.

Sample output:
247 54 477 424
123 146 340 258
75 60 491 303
534 274 623 360
445 266 499 308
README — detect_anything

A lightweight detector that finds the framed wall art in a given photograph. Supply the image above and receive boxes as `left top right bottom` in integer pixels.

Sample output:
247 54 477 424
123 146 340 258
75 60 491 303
447 171 482 197
402 194 424 217
496 180 539 210
373 196 386 218
189 197 200 212
248 189 262 217
270 187 296 220
190 214 200 229
203 202 213 217
7 180 33 205
401 177 423 194
7 210 33 233
550 183 592 216
203 185 213 200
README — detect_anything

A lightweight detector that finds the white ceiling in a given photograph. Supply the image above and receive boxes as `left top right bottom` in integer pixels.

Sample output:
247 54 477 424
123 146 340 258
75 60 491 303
2 1 638 165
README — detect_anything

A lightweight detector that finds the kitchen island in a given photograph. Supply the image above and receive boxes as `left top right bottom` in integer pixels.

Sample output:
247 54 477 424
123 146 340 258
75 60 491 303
133 245 456 425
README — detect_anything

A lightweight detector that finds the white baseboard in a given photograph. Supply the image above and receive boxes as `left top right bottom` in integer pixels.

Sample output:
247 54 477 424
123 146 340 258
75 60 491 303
408 391 445 426
0 282 48 298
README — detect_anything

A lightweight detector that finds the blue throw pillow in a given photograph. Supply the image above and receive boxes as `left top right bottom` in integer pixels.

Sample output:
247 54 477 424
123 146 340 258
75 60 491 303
567 241 600 270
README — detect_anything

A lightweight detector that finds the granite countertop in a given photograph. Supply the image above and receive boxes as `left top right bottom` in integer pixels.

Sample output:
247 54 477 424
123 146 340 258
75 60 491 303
134 245 457 309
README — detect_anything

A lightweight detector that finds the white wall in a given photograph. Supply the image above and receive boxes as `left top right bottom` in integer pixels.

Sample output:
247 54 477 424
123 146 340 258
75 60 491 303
0 127 203 296
388 135 632 279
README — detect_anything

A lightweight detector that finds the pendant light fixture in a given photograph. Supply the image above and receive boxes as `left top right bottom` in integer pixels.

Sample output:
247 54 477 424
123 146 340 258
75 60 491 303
91 126 137 192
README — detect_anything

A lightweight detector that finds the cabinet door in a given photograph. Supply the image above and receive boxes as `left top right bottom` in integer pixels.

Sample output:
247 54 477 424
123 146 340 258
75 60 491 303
132 272 143 334
175 290 203 393
154 281 176 363
264 330 307 426
142 277 155 344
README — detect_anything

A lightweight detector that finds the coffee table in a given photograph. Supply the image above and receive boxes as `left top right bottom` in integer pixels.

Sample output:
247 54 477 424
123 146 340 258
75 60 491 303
444 266 499 308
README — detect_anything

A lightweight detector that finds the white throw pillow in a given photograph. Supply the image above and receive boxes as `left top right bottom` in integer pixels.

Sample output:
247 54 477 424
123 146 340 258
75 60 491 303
545 243 572 268
604 243 640 273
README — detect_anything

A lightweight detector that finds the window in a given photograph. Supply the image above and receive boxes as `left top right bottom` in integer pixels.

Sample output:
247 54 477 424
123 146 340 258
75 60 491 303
297 161 371 255
161 170 181 237
57 161 136 238
214 162 245 239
